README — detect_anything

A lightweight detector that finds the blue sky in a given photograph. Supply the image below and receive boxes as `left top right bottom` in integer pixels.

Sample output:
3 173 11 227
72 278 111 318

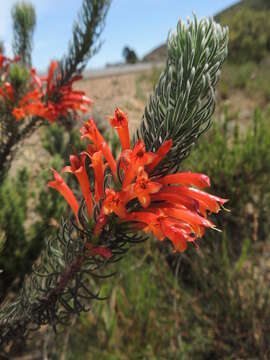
1 0 238 71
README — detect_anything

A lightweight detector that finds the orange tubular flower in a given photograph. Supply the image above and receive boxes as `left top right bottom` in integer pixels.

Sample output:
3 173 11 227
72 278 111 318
12 89 45 121
124 211 165 240
12 108 26 120
80 118 104 144
147 139 173 173
63 154 93 218
90 151 105 202
123 167 162 208
157 172 210 188
172 186 228 214
30 68 42 88
124 211 192 252
81 119 117 177
110 107 130 150
46 61 58 97
18 89 42 106
101 189 127 219
0 54 6 69
124 208 209 252
161 206 214 229
60 93 91 112
140 219 165 241
160 219 189 252
39 61 92 123
122 140 157 189
87 143 99 155
48 169 79 221
150 191 199 212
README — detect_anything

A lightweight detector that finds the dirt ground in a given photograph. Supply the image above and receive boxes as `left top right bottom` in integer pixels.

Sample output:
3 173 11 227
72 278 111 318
77 71 151 133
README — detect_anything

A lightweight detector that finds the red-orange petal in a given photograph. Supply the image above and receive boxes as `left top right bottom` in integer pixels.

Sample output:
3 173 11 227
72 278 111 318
161 207 214 229
157 172 210 188
151 192 199 212
48 169 79 220
90 151 105 202
110 108 130 150
176 187 228 213
160 220 188 252
124 211 158 224
63 155 93 217
122 141 157 188
147 139 173 172
138 193 151 208
102 189 127 219
81 119 117 178
47 61 58 96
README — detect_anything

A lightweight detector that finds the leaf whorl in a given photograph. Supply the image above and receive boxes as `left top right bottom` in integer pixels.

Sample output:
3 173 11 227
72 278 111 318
137 16 228 177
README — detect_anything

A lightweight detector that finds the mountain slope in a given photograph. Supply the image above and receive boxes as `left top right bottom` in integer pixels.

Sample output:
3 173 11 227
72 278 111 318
216 0 270 62
142 44 167 63
216 0 270 20
143 0 270 63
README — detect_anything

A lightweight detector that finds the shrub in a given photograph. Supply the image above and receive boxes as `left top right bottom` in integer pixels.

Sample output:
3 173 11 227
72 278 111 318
0 169 43 299
218 5 270 63
183 108 270 249
0 126 82 300
174 108 270 358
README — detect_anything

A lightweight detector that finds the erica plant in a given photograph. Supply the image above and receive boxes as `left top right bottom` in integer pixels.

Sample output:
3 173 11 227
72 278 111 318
0 16 229 346
0 0 111 182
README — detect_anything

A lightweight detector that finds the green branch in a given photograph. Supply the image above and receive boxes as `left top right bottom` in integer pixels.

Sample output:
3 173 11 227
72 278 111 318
57 0 111 86
137 16 229 176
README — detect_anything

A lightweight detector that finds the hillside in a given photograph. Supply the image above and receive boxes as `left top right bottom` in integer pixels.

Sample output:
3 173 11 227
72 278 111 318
215 0 270 20
142 43 167 62
143 0 270 63
217 0 270 62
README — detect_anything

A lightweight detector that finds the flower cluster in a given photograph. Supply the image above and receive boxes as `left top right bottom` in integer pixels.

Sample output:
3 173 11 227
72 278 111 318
0 54 20 102
0 55 91 123
49 108 228 253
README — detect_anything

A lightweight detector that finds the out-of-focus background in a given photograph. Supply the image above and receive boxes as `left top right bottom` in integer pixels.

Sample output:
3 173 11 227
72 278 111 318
0 0 238 70
1 0 270 358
